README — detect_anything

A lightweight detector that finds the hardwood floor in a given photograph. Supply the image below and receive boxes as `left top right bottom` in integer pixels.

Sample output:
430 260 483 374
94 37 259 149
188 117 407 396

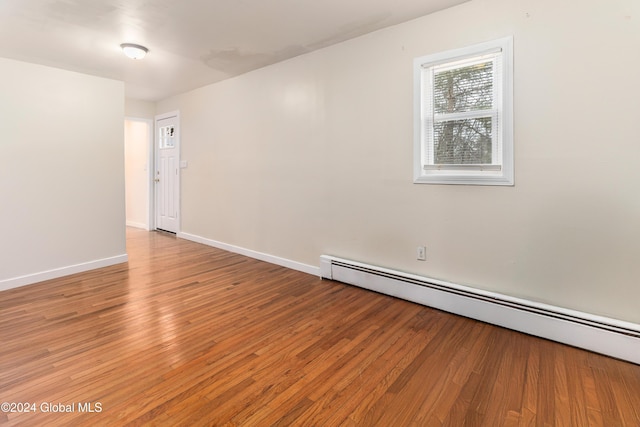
1 228 639 426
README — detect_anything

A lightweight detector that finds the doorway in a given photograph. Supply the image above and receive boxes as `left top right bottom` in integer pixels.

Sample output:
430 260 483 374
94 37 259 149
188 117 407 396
124 118 153 230
154 111 180 233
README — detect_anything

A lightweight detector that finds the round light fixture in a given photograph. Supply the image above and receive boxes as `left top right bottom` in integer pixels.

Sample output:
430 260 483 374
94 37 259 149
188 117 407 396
120 43 148 60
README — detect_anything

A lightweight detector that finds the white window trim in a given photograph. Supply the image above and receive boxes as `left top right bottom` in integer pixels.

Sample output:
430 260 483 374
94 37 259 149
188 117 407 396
413 37 514 186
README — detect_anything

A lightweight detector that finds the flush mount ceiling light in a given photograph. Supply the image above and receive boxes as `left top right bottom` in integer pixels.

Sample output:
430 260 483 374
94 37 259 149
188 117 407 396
120 43 148 60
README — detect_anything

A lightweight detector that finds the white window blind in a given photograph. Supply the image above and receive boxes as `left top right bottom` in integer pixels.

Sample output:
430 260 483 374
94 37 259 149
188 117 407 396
423 51 501 168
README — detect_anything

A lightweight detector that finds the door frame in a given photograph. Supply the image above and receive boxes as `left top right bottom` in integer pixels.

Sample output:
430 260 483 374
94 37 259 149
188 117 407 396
124 116 154 230
153 110 181 233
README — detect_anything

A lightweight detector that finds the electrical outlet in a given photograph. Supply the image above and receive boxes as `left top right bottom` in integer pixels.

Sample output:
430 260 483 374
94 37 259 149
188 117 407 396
416 246 426 261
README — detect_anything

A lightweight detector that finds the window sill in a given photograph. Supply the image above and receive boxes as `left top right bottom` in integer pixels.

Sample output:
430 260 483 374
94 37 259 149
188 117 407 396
413 171 514 186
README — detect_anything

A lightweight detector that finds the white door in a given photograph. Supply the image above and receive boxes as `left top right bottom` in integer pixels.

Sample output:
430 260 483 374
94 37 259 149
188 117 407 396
155 113 179 233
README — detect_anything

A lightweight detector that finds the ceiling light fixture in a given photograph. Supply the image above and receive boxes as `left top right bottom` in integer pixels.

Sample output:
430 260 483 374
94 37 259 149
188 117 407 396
120 43 148 60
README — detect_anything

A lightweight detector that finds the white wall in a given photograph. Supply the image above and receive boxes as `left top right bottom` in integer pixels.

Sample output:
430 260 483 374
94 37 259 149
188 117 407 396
0 58 127 287
124 119 151 229
157 0 640 324
125 98 155 120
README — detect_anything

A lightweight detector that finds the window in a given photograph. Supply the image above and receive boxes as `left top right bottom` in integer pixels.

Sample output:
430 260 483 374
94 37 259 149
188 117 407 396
414 37 513 185
159 125 175 149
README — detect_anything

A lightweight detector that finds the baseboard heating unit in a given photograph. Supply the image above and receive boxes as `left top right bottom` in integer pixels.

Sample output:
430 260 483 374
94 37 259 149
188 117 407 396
320 255 640 365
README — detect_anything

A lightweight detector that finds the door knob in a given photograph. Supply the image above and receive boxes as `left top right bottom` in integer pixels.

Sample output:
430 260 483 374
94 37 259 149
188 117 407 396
154 178 160 182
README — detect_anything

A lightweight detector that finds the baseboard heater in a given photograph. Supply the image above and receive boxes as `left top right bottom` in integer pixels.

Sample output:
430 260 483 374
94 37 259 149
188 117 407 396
320 255 640 365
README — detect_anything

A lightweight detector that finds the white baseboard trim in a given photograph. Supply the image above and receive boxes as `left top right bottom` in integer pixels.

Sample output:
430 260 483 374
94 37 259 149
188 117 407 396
0 254 129 292
320 255 640 365
126 221 149 230
177 232 320 277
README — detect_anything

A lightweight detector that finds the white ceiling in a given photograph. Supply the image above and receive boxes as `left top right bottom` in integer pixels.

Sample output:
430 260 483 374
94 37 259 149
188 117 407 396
0 0 468 101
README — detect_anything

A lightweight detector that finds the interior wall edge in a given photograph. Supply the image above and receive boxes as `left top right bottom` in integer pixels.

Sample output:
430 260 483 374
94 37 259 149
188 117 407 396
0 254 129 292
177 232 320 277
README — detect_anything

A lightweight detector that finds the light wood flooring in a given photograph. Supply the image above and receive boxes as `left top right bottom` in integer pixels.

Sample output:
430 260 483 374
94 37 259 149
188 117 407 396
1 228 639 426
